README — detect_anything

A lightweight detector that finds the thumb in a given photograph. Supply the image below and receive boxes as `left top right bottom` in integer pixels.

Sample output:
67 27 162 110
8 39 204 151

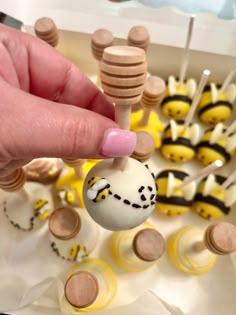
0 84 136 160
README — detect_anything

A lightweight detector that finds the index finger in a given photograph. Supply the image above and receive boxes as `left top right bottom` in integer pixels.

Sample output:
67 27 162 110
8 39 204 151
0 24 114 119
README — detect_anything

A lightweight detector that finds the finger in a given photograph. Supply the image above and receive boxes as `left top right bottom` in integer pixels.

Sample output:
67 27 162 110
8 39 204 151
0 24 114 119
0 81 136 160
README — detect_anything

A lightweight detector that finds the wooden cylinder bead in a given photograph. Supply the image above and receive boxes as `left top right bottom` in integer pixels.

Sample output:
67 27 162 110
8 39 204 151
63 159 85 179
132 228 165 261
65 271 99 308
140 76 166 126
0 168 26 192
34 17 59 47
131 131 155 162
204 222 236 255
91 29 114 61
128 25 150 52
49 206 81 240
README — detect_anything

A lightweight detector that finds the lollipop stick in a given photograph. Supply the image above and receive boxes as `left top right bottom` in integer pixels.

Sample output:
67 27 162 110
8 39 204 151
113 105 131 170
179 15 195 85
140 107 151 126
19 187 29 202
180 160 222 188
221 169 236 190
220 69 236 92
183 69 210 131
223 120 236 137
193 241 207 253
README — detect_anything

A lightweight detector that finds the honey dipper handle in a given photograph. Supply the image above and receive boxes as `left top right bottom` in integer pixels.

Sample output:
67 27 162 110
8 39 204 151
139 107 151 126
113 105 131 170
193 241 207 253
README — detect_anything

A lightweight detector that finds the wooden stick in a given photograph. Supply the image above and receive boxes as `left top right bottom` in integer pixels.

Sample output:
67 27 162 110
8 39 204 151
221 169 236 190
180 160 222 188
179 15 195 85
183 69 210 131
223 120 236 137
193 241 207 253
220 69 236 92
139 107 151 126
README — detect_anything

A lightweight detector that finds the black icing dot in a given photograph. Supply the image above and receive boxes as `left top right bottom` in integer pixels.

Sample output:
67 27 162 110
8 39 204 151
124 199 131 205
141 194 147 201
109 191 112 195
132 203 141 209
114 194 121 200
150 194 155 200
148 186 153 192
138 186 145 193
143 204 149 209
101 195 106 199
151 201 156 205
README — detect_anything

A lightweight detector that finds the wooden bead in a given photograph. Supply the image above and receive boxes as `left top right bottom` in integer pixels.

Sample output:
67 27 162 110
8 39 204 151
91 29 114 61
131 131 155 161
100 46 147 106
204 222 236 255
128 25 150 52
49 206 81 240
141 76 166 108
133 228 165 261
0 168 26 192
34 17 59 47
65 271 99 308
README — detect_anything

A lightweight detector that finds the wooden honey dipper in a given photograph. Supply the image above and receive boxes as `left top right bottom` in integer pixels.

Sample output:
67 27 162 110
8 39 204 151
194 222 236 255
91 29 114 61
168 222 236 275
139 75 166 126
63 159 86 180
34 17 59 47
100 46 147 170
131 131 155 162
128 25 150 52
0 168 27 200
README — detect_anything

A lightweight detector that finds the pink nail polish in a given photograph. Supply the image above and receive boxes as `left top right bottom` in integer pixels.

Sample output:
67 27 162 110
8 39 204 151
100 128 136 157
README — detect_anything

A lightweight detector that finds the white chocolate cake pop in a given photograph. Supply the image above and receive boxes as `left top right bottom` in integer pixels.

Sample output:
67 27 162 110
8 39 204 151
63 258 117 312
110 221 165 272
24 158 62 184
168 222 236 275
83 46 156 231
1 168 54 231
83 158 157 231
49 206 99 261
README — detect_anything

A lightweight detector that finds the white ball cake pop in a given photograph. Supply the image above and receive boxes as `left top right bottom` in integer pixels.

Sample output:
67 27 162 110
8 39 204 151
83 158 157 231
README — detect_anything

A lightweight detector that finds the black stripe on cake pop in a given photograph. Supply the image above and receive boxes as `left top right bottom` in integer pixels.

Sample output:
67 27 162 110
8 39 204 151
201 174 227 186
156 169 189 180
194 193 230 215
158 196 192 207
161 95 192 107
162 137 195 150
197 141 231 161
199 101 232 116
203 84 221 92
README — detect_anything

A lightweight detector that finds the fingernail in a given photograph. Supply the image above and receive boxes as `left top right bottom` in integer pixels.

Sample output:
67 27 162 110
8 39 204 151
100 128 136 157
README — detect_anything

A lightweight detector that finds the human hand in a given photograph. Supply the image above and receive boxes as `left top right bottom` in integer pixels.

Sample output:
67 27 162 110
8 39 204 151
0 24 136 177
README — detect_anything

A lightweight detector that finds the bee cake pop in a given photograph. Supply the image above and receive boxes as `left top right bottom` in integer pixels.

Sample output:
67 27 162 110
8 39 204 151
1 168 53 231
62 258 117 312
160 70 210 163
161 16 197 119
197 70 236 126
49 206 99 261
196 121 236 166
168 222 236 275
110 221 165 272
56 159 98 207
130 75 165 149
155 161 221 217
24 158 62 184
192 171 236 220
34 17 59 47
155 169 195 216
83 46 157 231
